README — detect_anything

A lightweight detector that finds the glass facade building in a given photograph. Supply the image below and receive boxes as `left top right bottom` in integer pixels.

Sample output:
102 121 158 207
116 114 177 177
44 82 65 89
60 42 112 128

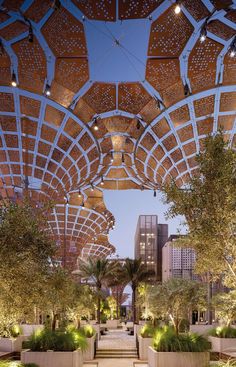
134 215 168 281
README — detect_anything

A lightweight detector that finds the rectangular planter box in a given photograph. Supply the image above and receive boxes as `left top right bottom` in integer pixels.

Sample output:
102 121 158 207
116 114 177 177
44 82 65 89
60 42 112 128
21 349 83 367
209 336 236 353
82 335 95 361
106 320 119 329
148 347 209 367
0 336 27 352
190 325 218 335
138 336 152 360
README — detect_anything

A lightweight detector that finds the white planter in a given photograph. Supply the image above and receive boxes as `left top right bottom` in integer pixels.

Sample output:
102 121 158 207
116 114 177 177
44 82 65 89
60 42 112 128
0 336 27 352
82 335 95 361
106 320 118 329
21 324 44 336
209 336 236 353
138 336 152 360
148 347 209 367
21 349 83 367
190 325 218 335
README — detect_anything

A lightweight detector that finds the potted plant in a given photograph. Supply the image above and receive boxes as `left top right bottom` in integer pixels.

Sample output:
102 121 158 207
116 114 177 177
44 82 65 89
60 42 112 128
80 325 96 361
138 324 155 360
148 326 210 367
21 328 87 367
208 326 236 354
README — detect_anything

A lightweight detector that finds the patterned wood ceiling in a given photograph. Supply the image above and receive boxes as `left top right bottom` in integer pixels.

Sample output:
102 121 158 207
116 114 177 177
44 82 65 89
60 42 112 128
0 0 236 268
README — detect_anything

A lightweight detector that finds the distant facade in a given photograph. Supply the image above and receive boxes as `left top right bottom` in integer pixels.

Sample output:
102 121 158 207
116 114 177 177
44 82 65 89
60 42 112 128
134 215 168 281
162 234 197 281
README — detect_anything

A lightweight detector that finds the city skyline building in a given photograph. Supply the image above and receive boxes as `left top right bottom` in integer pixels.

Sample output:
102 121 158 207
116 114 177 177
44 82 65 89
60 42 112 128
134 215 168 281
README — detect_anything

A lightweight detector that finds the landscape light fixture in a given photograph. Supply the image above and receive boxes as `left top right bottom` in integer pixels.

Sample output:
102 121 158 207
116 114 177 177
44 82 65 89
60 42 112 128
28 23 33 42
93 118 99 131
229 36 236 58
45 83 51 96
175 1 181 14
11 71 17 87
200 26 207 43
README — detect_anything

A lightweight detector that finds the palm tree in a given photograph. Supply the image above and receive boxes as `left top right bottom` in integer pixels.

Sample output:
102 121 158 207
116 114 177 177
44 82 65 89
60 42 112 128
122 258 153 324
77 257 116 324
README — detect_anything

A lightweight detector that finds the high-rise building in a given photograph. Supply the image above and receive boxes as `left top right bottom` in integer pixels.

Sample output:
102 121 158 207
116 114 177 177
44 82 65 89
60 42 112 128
134 215 168 281
162 235 197 281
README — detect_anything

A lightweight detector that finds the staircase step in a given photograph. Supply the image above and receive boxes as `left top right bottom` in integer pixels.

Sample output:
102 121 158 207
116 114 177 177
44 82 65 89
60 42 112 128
96 349 138 359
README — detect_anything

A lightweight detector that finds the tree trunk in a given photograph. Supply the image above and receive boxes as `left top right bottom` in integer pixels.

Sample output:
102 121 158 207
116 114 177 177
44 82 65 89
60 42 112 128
97 287 101 324
52 313 57 331
132 285 137 324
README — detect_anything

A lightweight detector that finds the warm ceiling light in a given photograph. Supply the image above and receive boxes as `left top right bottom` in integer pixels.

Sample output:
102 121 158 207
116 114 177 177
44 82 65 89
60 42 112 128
78 189 82 198
93 118 99 131
28 24 33 43
101 176 104 185
122 152 125 163
110 152 114 163
11 72 17 87
229 37 236 58
136 118 141 130
82 201 85 208
91 183 94 191
174 1 181 14
200 26 207 43
153 190 157 197
184 82 190 96
45 83 51 96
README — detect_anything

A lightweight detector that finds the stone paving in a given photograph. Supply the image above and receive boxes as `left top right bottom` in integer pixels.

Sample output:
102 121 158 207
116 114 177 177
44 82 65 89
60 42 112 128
98 329 136 350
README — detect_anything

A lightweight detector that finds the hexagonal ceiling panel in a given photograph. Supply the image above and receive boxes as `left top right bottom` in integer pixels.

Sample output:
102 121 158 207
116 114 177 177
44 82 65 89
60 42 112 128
1 0 236 266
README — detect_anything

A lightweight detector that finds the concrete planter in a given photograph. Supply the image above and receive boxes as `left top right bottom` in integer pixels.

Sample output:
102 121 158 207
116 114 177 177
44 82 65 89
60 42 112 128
21 349 83 367
190 325 218 335
21 324 44 336
138 336 152 360
106 320 119 329
0 336 27 352
148 347 209 367
209 336 236 353
82 335 95 361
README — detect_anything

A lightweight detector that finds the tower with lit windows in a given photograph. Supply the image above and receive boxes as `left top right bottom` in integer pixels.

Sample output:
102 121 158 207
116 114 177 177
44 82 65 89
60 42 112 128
134 215 168 282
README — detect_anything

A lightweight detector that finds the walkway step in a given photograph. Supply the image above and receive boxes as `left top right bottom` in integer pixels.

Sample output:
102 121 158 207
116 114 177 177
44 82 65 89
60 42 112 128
96 348 138 359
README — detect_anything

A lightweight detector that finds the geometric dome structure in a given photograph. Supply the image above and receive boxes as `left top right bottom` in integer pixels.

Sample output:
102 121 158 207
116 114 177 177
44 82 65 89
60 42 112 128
1 0 236 268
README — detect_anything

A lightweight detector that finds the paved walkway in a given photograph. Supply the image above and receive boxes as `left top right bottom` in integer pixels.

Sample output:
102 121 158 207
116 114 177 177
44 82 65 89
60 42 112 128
98 329 136 350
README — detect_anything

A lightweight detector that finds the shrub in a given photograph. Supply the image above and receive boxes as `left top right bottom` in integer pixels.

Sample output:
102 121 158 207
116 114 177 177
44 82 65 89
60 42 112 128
211 360 236 367
27 329 87 352
0 324 22 338
153 326 210 352
81 325 95 338
0 362 39 367
140 324 155 338
209 326 236 338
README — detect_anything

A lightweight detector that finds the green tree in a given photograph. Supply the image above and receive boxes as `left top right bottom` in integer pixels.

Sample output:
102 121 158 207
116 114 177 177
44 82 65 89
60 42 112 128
122 258 153 324
212 291 236 326
149 278 207 334
77 258 116 324
162 131 236 287
0 200 56 329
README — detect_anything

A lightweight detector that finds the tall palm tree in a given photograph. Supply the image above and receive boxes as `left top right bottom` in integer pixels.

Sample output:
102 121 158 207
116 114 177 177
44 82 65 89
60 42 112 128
122 258 153 324
77 257 116 324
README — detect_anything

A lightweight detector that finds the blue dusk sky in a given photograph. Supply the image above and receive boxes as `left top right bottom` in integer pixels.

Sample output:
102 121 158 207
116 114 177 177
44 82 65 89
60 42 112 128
84 15 184 257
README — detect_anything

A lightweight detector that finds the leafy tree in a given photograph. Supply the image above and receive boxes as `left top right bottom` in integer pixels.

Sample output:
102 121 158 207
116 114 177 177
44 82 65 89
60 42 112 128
77 258 117 324
107 296 117 320
137 283 154 321
0 200 56 330
122 258 153 324
149 278 207 334
212 291 236 326
162 132 236 287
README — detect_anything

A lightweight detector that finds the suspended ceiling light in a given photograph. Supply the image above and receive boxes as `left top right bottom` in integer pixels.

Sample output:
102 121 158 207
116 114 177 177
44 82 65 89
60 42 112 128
45 83 51 96
91 183 94 191
200 26 207 43
78 189 82 198
174 1 181 14
101 176 104 186
93 118 99 131
122 152 125 163
52 0 61 10
153 189 157 197
229 36 236 58
136 118 141 130
184 82 190 97
11 71 17 87
82 201 85 208
28 23 33 42
110 152 114 163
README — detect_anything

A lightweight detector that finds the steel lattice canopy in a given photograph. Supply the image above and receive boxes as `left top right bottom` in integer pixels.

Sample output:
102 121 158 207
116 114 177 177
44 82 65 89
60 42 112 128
0 0 236 266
